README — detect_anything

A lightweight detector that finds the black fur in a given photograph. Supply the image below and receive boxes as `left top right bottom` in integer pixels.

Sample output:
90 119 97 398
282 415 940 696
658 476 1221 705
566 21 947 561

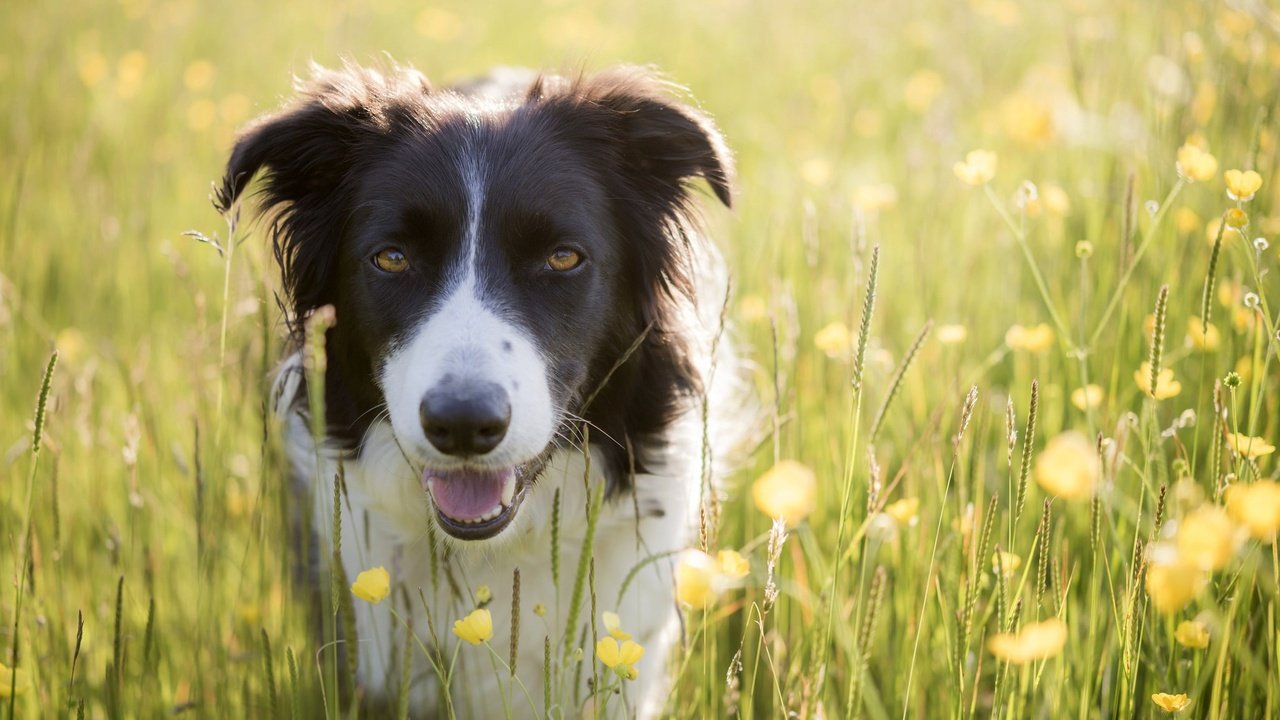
217 62 733 486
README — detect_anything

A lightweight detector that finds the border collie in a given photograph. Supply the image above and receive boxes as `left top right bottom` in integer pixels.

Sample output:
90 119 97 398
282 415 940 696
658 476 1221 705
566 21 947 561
216 62 738 718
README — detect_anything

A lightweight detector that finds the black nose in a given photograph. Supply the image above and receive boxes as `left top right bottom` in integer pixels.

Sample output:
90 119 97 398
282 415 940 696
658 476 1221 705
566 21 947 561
419 381 511 457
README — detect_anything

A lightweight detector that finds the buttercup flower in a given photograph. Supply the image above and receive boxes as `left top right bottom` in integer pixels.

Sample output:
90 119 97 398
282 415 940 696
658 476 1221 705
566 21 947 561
1145 550 1208 614
1224 208 1249 229
602 611 631 641
351 566 391 604
1041 183 1071 215
987 618 1067 664
1224 169 1262 201
675 550 720 608
936 324 968 345
596 637 644 681
1071 385 1104 411
0 663 30 698
1225 481 1280 539
1174 620 1210 649
1176 506 1241 571
533 603 547 617
1176 142 1218 182
1186 317 1220 351
954 149 998 185
884 497 920 525
992 551 1022 579
1152 693 1191 713
1225 433 1275 459
752 460 817 525
1135 363 1182 400
452 608 493 645
475 584 492 605
852 183 899 212
1005 323 1055 352
814 321 852 358
1035 432 1099 500
717 549 750 579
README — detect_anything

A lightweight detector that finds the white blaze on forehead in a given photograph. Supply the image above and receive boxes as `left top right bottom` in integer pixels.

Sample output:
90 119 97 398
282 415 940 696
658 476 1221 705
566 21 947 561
379 138 556 470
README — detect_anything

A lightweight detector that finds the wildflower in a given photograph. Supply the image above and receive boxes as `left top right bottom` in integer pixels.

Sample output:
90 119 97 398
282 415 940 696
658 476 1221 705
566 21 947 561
1151 693 1191 713
1174 207 1201 234
236 603 262 627
1000 93 1054 146
602 611 631 641
1176 506 1241 571
1041 183 1071 215
992 551 1022 579
1224 208 1249 229
1174 620 1210 649
452 608 493 645
183 60 216 91
801 158 833 187
1071 385 1104 411
814 321 852 358
1226 481 1280 539
533 603 547 617
1075 240 1094 258
987 618 1067 664
675 550 720 608
884 497 920 525
954 149 998 185
1135 363 1182 400
738 294 768 322
1225 432 1275 459
475 584 492 606
1035 432 1099 500
717 550 750 580
596 637 644 681
0 663 30 697
1186 318 1220 351
852 183 898 212
1224 169 1262 202
1145 551 1207 614
1176 142 1218 182
903 69 943 113
752 460 817 525
937 324 967 344
1004 323 1054 352
351 566 391 604
1205 216 1244 245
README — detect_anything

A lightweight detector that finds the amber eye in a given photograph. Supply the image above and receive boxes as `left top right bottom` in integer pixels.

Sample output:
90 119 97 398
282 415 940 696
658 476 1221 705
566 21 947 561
546 248 584 272
373 248 410 273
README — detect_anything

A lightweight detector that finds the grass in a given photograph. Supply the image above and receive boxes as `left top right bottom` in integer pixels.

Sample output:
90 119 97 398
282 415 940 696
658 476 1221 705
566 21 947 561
2 0 1279 716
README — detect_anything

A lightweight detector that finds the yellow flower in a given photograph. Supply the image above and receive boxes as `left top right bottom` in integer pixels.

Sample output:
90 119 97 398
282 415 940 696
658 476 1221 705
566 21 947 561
987 618 1067 664
954 149 998 185
1041 183 1071 216
717 549 750 580
1071 385 1104 411
1224 169 1263 202
596 637 644 681
752 460 817 525
475 584 492 605
1174 207 1201 235
884 497 920 525
801 157 833 187
1176 506 1240 571
1224 208 1249 229
183 59 217 91
1226 481 1280 539
1186 318 1220 351
852 183 899 212
992 551 1022 579
1204 216 1244 245
738 295 768 322
1035 432 1099 500
814 321 852 358
351 566 391 604
1176 142 1218 182
903 69 943 113
1174 620 1210 649
675 550 720 608
1000 92 1055 146
1135 363 1182 400
452 608 493 645
1145 553 1208 614
1005 323 1055 353
1225 433 1275 459
533 603 547 617
937 324 968 345
1152 693 1191 713
0 663 30 698
602 611 631 641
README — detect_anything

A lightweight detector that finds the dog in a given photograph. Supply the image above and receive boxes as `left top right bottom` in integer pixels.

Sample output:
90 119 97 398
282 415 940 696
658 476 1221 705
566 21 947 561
216 61 739 718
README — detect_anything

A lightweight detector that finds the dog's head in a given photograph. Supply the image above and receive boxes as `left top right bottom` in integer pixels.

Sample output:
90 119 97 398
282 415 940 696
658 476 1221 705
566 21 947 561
218 63 732 543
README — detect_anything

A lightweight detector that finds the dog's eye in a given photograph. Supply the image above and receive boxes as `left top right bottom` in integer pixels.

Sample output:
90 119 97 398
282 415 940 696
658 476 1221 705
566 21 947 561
546 248 584 272
373 248 410 273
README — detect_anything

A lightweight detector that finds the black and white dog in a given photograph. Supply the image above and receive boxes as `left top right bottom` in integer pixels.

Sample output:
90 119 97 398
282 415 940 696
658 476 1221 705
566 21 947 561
217 62 738 717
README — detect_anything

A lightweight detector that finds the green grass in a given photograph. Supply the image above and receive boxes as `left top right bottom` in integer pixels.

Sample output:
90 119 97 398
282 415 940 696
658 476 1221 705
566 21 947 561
2 0 1279 717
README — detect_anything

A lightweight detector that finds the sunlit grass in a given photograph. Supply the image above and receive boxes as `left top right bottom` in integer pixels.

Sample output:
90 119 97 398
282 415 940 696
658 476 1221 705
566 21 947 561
2 0 1279 717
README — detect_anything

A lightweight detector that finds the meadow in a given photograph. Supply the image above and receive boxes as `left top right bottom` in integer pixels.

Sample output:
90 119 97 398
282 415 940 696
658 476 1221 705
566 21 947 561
2 0 1279 717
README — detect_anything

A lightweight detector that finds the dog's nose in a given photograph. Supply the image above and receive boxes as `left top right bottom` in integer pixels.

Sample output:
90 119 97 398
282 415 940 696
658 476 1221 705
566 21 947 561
419 381 511 456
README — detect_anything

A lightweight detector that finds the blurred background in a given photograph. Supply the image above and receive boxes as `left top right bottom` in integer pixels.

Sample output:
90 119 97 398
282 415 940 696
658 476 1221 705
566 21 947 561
2 0 1278 717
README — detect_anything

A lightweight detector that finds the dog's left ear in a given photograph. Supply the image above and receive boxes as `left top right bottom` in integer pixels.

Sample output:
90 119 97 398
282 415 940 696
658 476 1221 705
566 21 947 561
576 68 734 209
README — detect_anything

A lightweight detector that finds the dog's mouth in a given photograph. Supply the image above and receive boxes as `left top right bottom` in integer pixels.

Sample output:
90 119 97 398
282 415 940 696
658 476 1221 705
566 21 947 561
423 453 551 540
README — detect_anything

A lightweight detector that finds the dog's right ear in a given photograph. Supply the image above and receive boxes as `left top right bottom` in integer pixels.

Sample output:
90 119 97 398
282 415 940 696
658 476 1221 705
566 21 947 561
214 64 429 315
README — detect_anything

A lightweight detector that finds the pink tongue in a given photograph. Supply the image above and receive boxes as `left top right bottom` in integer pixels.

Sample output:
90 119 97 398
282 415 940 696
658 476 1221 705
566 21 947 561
425 469 511 521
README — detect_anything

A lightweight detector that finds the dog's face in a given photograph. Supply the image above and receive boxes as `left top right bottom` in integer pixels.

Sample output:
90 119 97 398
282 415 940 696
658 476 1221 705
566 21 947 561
219 65 731 544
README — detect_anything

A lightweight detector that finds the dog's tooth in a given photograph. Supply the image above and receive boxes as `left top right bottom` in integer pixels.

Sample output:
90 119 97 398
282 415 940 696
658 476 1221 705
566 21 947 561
501 477 516 507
